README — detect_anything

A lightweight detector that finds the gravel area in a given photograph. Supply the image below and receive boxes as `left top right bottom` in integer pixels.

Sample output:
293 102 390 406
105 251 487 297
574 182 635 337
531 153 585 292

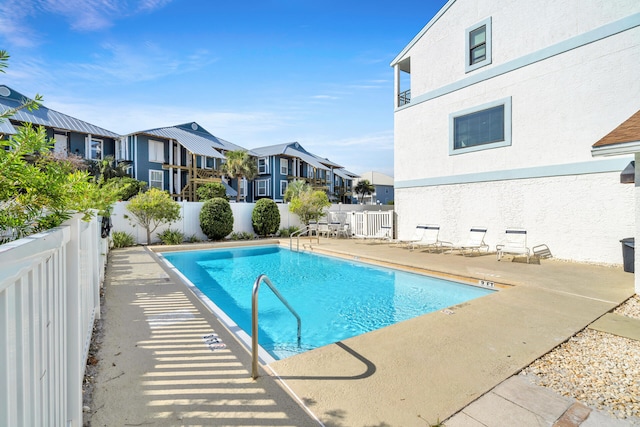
521 295 640 424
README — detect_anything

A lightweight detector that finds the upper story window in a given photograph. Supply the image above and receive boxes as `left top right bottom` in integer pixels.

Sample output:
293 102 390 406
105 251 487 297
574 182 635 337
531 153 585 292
89 138 103 160
280 158 288 175
466 17 492 73
449 97 511 155
258 158 268 174
149 140 164 163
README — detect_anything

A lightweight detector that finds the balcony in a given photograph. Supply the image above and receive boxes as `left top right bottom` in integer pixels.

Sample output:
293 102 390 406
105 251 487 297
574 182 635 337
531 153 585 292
398 89 411 107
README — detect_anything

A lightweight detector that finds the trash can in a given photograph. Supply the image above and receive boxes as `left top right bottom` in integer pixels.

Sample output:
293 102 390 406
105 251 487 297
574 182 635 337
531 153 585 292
620 237 634 273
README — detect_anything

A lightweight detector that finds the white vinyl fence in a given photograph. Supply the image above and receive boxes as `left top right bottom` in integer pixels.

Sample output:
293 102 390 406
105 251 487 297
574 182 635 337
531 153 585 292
0 213 106 427
112 201 395 244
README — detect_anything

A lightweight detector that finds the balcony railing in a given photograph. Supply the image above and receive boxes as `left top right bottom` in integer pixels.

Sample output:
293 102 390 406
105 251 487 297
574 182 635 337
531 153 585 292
398 89 411 107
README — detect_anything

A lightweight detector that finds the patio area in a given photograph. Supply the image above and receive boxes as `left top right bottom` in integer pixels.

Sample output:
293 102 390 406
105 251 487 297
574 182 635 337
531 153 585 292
88 237 636 426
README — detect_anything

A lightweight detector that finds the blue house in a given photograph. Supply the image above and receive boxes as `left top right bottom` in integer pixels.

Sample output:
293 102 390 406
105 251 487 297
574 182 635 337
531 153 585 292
122 122 250 201
249 142 356 203
0 85 119 160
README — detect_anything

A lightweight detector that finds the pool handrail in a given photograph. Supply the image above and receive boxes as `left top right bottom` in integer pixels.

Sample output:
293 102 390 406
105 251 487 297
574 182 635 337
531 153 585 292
252 274 302 379
289 225 320 251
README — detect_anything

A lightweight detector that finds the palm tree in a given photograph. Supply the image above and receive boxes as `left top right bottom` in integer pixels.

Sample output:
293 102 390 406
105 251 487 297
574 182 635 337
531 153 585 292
283 179 310 202
221 150 258 202
354 179 375 204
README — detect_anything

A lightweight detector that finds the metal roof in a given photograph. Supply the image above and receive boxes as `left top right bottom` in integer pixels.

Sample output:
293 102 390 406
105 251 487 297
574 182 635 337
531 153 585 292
0 86 119 138
221 181 238 197
334 169 359 179
136 126 226 159
251 142 330 171
0 119 16 135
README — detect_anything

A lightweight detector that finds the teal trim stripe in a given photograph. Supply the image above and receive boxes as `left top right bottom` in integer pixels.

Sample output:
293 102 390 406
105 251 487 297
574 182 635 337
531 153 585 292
395 158 632 189
398 13 640 110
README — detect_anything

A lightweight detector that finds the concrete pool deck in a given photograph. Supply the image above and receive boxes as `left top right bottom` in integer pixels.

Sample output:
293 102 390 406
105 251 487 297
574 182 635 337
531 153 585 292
89 238 636 426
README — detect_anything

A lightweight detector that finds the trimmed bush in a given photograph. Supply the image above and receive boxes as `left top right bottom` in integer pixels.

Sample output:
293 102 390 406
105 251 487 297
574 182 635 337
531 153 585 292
200 198 234 240
252 198 280 236
196 182 228 201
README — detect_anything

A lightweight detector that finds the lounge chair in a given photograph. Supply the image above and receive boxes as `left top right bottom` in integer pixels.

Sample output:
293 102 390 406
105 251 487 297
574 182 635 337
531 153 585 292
496 228 530 263
409 225 451 252
354 224 392 241
394 224 429 248
452 227 489 256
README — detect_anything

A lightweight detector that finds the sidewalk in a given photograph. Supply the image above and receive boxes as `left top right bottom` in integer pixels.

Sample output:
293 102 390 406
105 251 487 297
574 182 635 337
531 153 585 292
88 240 638 426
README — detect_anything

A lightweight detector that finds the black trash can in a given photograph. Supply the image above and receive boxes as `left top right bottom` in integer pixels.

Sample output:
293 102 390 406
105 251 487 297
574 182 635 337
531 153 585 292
620 237 634 273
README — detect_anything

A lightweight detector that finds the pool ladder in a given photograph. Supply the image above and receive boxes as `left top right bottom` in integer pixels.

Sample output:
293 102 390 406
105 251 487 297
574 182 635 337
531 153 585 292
252 274 301 379
289 225 320 251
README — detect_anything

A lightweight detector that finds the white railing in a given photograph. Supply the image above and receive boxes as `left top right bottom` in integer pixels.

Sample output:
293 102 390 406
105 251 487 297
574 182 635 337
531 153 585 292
0 213 105 427
348 210 395 238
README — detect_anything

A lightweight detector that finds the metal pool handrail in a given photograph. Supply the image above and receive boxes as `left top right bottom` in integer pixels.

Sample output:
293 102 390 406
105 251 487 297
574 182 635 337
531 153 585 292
289 225 319 251
252 274 301 379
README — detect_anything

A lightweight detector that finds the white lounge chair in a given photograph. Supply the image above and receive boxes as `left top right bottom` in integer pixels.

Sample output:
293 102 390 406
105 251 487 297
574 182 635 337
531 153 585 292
452 227 489 256
409 225 451 252
395 224 429 248
496 228 530 263
371 225 393 242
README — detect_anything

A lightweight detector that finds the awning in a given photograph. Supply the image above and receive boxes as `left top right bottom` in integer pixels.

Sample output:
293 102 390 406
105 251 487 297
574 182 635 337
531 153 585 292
621 161 635 184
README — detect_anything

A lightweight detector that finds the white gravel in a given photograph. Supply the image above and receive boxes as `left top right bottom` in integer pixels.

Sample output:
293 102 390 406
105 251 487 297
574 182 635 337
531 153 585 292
520 295 640 423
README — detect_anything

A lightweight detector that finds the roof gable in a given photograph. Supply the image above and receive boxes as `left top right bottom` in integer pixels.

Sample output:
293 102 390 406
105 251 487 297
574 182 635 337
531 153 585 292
592 110 640 148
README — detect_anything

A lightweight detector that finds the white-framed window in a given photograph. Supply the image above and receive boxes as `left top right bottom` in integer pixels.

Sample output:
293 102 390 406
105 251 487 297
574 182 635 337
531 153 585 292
256 179 269 196
116 138 128 160
465 17 492 73
280 180 288 196
89 138 103 160
149 140 164 163
239 178 246 198
280 158 288 175
449 97 511 155
258 158 268 174
149 170 164 189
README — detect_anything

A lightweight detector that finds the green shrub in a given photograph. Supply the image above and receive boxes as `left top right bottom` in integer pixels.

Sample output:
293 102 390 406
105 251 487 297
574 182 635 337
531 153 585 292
199 198 234 240
102 177 147 201
196 182 228 201
252 198 280 236
229 231 255 240
111 231 135 248
186 234 201 243
158 228 184 245
277 226 300 238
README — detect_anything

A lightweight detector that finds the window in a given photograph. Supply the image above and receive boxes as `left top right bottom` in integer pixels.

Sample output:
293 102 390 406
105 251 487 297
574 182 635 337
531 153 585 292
465 17 492 72
89 138 103 160
258 158 268 174
149 140 164 163
449 97 511 155
116 138 128 160
280 158 288 175
149 170 164 189
256 179 269 196
280 180 288 196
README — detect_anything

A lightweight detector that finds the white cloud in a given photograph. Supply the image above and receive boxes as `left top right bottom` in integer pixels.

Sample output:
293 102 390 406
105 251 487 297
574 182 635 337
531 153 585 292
0 0 40 47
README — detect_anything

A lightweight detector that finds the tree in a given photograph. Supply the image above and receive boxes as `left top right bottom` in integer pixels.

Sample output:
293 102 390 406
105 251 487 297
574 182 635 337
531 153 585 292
0 123 116 243
354 179 375 204
221 150 258 202
288 188 331 225
196 182 228 201
90 155 131 184
283 179 310 202
127 188 181 244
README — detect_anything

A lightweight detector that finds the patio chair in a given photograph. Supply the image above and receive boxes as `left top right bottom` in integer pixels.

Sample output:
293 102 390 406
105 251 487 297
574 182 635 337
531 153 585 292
409 225 451 252
308 221 318 236
370 225 393 242
452 227 489 256
317 221 330 238
496 228 530 263
336 223 351 239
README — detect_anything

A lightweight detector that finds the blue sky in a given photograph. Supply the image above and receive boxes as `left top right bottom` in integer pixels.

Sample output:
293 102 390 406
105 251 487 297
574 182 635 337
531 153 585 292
0 0 447 177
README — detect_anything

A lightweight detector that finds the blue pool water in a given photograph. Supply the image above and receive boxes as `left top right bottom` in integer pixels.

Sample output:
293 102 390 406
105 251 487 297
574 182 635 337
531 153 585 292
162 245 494 360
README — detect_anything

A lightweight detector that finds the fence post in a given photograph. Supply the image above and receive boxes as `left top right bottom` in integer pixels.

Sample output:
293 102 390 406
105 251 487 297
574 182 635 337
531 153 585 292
65 215 82 427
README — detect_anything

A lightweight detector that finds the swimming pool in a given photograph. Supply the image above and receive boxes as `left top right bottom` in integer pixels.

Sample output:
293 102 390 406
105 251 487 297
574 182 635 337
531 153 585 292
161 245 494 361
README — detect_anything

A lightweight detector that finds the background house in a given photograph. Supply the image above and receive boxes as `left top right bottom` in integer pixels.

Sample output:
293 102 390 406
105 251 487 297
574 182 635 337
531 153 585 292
391 0 639 264
353 171 394 205
0 85 119 160
122 122 248 201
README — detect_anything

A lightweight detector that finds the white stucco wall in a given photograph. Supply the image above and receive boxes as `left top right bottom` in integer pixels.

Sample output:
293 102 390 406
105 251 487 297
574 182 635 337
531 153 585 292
393 1 639 265
396 171 634 264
